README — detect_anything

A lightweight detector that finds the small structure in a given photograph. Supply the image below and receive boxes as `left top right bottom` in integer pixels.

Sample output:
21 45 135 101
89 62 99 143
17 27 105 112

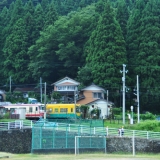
77 84 113 118
51 76 80 103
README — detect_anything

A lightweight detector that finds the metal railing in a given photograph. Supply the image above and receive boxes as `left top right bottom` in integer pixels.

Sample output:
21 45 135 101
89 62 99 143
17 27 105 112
34 121 160 140
0 120 34 130
1 120 160 140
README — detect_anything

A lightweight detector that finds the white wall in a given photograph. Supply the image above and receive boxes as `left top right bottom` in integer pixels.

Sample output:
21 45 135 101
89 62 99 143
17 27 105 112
88 100 112 119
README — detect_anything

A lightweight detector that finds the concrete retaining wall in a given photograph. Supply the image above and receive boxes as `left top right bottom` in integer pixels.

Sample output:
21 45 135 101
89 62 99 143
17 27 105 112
0 129 160 153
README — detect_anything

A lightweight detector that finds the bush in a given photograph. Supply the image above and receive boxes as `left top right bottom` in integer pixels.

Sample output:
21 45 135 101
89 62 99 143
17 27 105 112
3 112 10 119
140 112 156 120
112 107 122 115
126 120 160 132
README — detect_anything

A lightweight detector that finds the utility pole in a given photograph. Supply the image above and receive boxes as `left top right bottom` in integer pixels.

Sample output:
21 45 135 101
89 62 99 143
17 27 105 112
120 64 127 124
74 89 77 119
9 76 11 93
106 90 108 118
44 82 47 119
137 75 140 123
40 77 42 103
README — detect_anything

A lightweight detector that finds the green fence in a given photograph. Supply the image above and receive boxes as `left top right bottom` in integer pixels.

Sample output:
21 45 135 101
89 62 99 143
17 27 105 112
32 119 106 153
47 119 104 127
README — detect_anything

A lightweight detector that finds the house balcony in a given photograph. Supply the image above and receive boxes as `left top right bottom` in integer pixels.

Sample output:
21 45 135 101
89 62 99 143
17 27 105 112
56 86 78 92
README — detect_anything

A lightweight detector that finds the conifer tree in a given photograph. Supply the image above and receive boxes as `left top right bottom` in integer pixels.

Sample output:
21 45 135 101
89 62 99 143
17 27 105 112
85 1 127 88
9 0 24 27
126 0 148 79
0 7 9 83
23 0 36 45
116 0 129 40
127 0 160 111
44 1 58 28
34 3 44 38
3 18 29 83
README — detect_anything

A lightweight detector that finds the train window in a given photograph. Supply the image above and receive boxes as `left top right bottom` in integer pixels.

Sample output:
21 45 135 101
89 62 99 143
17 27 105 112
29 107 32 112
36 107 38 111
39 105 44 110
60 108 68 113
71 108 73 112
55 108 58 112
47 108 52 112
76 107 80 113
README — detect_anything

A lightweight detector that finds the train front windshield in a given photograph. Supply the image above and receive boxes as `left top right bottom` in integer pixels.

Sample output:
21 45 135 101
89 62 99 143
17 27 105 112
39 105 44 111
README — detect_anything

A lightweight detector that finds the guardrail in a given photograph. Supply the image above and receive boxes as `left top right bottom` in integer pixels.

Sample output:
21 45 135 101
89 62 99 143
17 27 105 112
0 120 34 130
35 121 160 140
1 120 160 140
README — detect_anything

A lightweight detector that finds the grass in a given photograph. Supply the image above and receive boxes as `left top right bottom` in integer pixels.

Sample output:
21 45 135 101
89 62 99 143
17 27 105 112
0 152 160 160
104 119 160 132
104 119 133 128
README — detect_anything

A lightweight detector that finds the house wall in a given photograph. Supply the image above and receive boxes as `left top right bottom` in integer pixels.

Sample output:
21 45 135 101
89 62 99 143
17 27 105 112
78 90 104 105
78 90 96 104
87 100 111 118
53 77 79 92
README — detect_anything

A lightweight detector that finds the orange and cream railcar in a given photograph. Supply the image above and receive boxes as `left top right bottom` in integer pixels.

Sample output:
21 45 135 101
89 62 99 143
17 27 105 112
4 104 44 119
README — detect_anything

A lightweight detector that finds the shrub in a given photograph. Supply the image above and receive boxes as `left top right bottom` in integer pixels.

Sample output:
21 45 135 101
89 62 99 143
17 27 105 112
3 112 10 119
126 120 160 132
140 112 156 120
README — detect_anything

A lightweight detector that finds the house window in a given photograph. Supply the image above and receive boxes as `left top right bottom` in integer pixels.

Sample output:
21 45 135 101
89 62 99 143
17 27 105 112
93 92 102 98
58 86 62 90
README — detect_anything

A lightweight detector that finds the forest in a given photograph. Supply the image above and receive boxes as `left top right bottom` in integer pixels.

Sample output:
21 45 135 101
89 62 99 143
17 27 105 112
0 0 160 113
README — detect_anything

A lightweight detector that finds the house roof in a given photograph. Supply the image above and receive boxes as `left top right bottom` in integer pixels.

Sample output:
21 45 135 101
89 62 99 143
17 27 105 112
81 83 106 92
0 90 5 94
85 99 114 105
51 76 80 86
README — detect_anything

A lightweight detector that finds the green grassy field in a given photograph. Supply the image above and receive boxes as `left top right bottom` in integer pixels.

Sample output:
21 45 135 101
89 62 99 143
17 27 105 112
0 152 160 160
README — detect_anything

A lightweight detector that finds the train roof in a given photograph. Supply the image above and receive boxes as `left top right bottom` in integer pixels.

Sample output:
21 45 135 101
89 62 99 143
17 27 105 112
2 104 44 107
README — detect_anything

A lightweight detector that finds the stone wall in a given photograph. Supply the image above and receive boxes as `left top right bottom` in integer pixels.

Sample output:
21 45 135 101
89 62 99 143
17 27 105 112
107 137 160 153
0 129 32 153
0 129 160 153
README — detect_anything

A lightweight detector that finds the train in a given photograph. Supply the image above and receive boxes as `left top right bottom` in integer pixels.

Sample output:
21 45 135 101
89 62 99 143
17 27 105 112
46 103 81 119
1 104 44 119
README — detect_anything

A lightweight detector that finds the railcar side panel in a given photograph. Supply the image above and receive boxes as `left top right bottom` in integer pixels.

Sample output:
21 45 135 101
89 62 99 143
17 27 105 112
46 104 81 119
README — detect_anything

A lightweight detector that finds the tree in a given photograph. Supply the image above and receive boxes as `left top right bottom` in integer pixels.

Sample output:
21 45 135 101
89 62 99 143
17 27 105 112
126 0 160 112
0 7 9 83
80 105 89 119
85 1 127 88
34 3 45 38
44 1 58 28
116 0 129 40
28 5 97 83
3 18 29 83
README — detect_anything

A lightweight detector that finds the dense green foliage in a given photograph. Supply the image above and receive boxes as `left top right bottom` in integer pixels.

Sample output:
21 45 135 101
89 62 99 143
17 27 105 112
126 120 160 132
0 0 160 114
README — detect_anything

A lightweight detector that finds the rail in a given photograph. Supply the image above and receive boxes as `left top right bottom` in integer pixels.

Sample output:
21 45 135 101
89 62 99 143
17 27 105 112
34 121 160 140
1 120 160 140
0 120 34 130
